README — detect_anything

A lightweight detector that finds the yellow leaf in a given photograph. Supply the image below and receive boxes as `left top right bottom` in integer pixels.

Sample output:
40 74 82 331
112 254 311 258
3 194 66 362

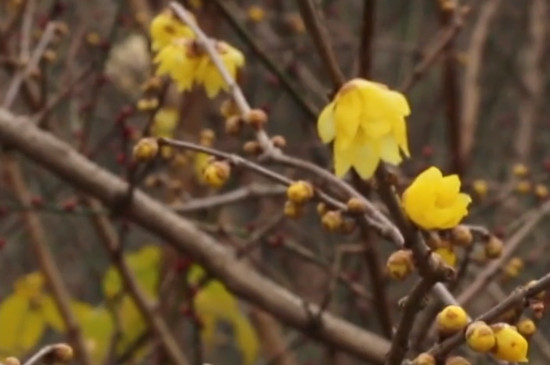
103 245 162 299
0 294 46 357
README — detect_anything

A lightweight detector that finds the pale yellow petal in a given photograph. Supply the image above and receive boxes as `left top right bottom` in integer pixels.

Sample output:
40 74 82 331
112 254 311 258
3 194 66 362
317 102 336 143
362 119 392 139
377 135 402 165
392 117 410 157
436 175 461 207
333 90 362 149
385 90 411 116
333 139 353 177
352 142 379 179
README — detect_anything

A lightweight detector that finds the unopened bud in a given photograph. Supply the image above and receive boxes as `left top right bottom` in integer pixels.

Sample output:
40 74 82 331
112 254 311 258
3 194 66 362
243 140 263 155
283 200 303 219
436 305 468 335
202 161 230 188
485 235 503 259
346 197 367 214
43 343 74 364
321 210 343 232
412 353 435 365
271 135 286 148
386 250 414 280
444 356 471 365
4 357 20 365
244 108 268 129
465 321 496 353
133 137 159 162
450 225 473 247
225 115 243 135
516 318 536 337
286 181 314 204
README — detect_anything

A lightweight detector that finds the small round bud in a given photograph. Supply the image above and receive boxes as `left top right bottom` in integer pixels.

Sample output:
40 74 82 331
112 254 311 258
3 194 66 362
136 97 159 111
516 180 531 194
436 305 468 335
534 184 549 200
220 98 239 119
132 138 159 162
433 246 457 267
472 179 489 197
202 161 230 188
286 181 314 205
243 140 263 155
4 357 21 365
43 343 74 364
525 280 545 300
54 22 70 36
412 353 435 365
503 257 523 278
225 115 244 135
444 356 471 365
244 108 268 129
465 321 496 353
271 135 287 148
316 202 328 216
450 225 473 247
513 163 529 177
491 323 529 362
386 250 414 280
516 318 536 337
283 200 303 219
484 235 503 259
321 210 343 232
140 76 163 92
346 197 367 214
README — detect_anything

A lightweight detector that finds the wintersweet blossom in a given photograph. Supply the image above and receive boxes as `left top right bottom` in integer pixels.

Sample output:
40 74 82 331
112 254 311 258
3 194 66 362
317 78 410 178
149 10 195 51
195 41 245 98
153 39 199 92
402 166 471 229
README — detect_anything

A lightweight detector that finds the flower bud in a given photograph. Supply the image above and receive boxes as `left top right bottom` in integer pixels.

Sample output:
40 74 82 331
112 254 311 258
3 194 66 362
516 180 531 194
484 235 503 259
503 257 523 278
516 318 536 337
133 137 159 162
271 135 287 148
316 202 328 216
202 161 230 188
426 232 443 249
346 197 367 214
534 184 549 200
436 305 468 335
465 321 496 353
243 140 263 155
433 247 457 267
220 98 239 118
286 181 314 204
244 108 267 129
513 163 528 177
450 225 473 247
386 250 414 280
43 343 74 364
4 357 20 365
491 323 529 362
225 115 244 135
321 210 343 232
472 179 489 197
136 97 159 111
444 356 471 365
200 129 215 146
284 200 303 219
412 353 435 365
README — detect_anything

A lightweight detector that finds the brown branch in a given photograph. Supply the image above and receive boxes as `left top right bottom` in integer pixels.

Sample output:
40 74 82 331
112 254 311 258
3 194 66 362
460 0 501 169
515 0 547 161
0 108 391 364
457 199 550 305
358 0 376 78
296 0 345 88
86 199 190 365
428 271 550 358
385 279 435 365
2 154 93 365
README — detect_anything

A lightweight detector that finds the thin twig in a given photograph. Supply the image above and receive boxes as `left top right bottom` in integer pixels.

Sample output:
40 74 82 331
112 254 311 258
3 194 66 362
2 22 57 109
358 0 376 78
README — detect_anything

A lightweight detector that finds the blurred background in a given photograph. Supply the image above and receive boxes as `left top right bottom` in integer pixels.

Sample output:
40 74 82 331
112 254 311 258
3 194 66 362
1 0 550 364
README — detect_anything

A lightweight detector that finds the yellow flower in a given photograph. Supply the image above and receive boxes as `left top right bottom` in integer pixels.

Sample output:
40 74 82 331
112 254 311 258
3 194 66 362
154 39 200 92
195 41 245 98
491 323 528 362
317 79 410 178
402 166 471 229
149 10 195 51
247 6 266 22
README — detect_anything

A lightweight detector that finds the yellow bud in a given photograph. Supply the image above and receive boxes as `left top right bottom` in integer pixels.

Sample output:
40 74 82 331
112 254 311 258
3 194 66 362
202 161 230 188
412 353 435 365
525 280 545 300
140 76 163 93
133 138 159 162
450 225 473 247
484 235 503 259
200 129 215 145
286 180 314 204
54 22 70 36
247 5 266 22
284 200 303 219
516 180 531 194
136 97 159 111
534 184 549 199
4 357 21 365
465 321 496 353
46 343 74 364
436 305 468 335
491 323 529 362
434 246 457 267
271 135 287 148
85 32 101 46
503 257 523 278
316 202 328 216
225 115 243 135
386 250 414 280
321 210 343 232
285 13 305 33
244 108 268 129
347 197 367 214
42 49 57 63
243 140 263 155
472 179 488 197
220 98 239 118
516 318 536 337
513 163 529 177
444 356 471 365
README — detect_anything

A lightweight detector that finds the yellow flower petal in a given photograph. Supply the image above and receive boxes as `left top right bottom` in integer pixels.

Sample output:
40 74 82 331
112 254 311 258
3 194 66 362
333 90 362 149
333 139 353 177
436 174 461 207
352 142 379 179
317 102 336 143
377 135 402 165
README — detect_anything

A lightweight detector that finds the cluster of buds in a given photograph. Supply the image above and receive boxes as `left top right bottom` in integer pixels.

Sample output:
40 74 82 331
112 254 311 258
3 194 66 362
283 181 314 219
463 320 529 362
